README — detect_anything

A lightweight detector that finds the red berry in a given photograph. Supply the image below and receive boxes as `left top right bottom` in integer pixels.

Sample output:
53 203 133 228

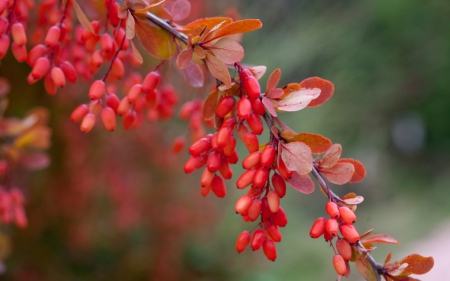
106 94 120 112
218 161 233 179
0 35 9 59
236 231 251 253
251 97 266 115
237 97 252 120
222 135 236 157
325 202 340 219
236 169 256 189
262 239 277 261
332 255 347 276
31 57 51 81
122 110 137 130
217 126 231 148
100 33 114 54
211 175 226 198
184 156 202 174
266 223 282 242
251 229 265 251
339 206 357 224
27 44 46 66
70 104 89 122
247 113 264 135
44 25 61 47
11 42 27 62
11 23 26 46
51 67 66 88
127 84 143 103
252 167 269 189
260 145 276 168
117 97 132 115
88 80 106 100
243 132 259 153
274 207 288 227
325 218 339 237
189 138 211 157
339 224 360 244
207 152 222 172
244 76 261 99
234 194 253 214
247 199 262 221
310 217 326 238
80 113 96 132
142 71 160 93
60 61 77 83
215 96 235 118
44 75 56 95
200 168 214 187
242 151 261 170
267 190 280 213
277 158 293 180
336 238 352 260
101 107 116 131
271 173 286 198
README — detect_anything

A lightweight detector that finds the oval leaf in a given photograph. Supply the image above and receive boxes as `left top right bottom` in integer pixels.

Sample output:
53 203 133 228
135 20 175 59
126 14 135 39
354 251 378 281
280 132 332 154
130 40 143 64
287 172 315 194
399 254 434 276
202 89 219 120
72 0 95 34
206 19 262 42
177 48 193 69
262 97 277 117
361 234 400 246
206 38 244 64
300 77 334 107
182 61 204 88
276 88 321 112
341 195 364 205
280 142 313 175
176 17 232 34
248 66 266 80
205 53 232 88
171 0 190 21
320 162 355 185
266 68 281 93
320 143 342 168
339 158 367 183
266 88 284 99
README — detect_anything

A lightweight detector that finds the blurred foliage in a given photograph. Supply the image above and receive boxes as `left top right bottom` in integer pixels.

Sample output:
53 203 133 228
0 0 449 280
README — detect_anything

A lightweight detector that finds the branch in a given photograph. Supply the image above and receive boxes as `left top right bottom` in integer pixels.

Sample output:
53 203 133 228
145 12 188 44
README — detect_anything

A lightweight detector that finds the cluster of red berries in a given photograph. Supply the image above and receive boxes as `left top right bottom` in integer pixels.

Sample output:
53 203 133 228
0 186 27 228
310 201 360 276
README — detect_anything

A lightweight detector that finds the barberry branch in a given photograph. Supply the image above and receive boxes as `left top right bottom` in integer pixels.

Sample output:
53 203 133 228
145 12 188 44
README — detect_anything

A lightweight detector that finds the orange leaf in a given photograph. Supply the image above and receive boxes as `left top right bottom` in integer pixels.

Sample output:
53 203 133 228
300 77 334 107
205 19 262 42
354 251 378 281
266 68 281 93
385 252 393 265
339 158 366 183
176 17 232 34
287 172 315 194
320 143 342 168
126 14 135 39
262 97 277 117
202 89 219 120
193 45 206 59
135 20 175 59
134 0 167 16
360 229 375 240
280 142 313 175
130 40 143 64
72 0 95 34
361 234 400 246
279 83 301 99
206 38 244 64
204 53 232 88
176 48 193 69
399 254 434 276
341 195 364 205
320 162 354 185
280 132 332 154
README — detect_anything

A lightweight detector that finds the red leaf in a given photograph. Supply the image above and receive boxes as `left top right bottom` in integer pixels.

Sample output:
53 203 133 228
206 38 244 64
262 97 277 117
300 77 334 107
320 162 355 185
266 68 281 93
354 251 378 281
320 143 342 168
135 20 175 59
266 88 284 99
338 158 366 183
280 132 332 154
205 19 262 42
399 254 434 276
287 172 315 194
280 142 313 175
202 89 219 120
181 61 204 88
361 234 400 246
171 0 190 21
204 53 232 87
176 48 193 69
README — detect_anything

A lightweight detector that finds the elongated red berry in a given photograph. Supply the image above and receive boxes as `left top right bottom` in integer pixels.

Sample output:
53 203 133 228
242 151 261 170
189 138 211 157
44 25 61 47
339 206 357 224
277 158 292 180
247 113 264 135
200 168 214 187
80 113 96 132
237 97 251 120
219 161 233 179
339 224 360 244
244 76 261 99
247 199 262 221
11 42 27 62
142 71 160 93
171 136 185 154
227 149 239 164
111 58 124 79
235 194 253 214
326 202 340 219
117 97 132 115
31 57 51 80
236 231 251 253
106 94 120 112
88 80 105 100
310 217 327 238
271 173 286 198
101 107 116 131
252 167 269 189
51 67 66 88
326 218 339 237
274 207 288 227
215 96 235 118
60 61 77 83
262 239 277 261
260 145 276 168
217 127 231 148
70 104 89 122
243 132 259 153
11 23 26 46
123 110 136 130
44 75 56 95
184 156 202 174
267 190 280 213
236 169 256 189
266 223 282 242
100 33 114 54
336 238 352 260
332 255 347 276
0 35 9 59
127 84 143 103
207 152 221 172
211 175 226 198
223 135 236 157
251 229 265 251
251 97 266 115
27 44 46 66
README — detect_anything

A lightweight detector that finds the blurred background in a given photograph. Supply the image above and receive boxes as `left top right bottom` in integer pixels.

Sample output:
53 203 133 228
1 0 449 280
